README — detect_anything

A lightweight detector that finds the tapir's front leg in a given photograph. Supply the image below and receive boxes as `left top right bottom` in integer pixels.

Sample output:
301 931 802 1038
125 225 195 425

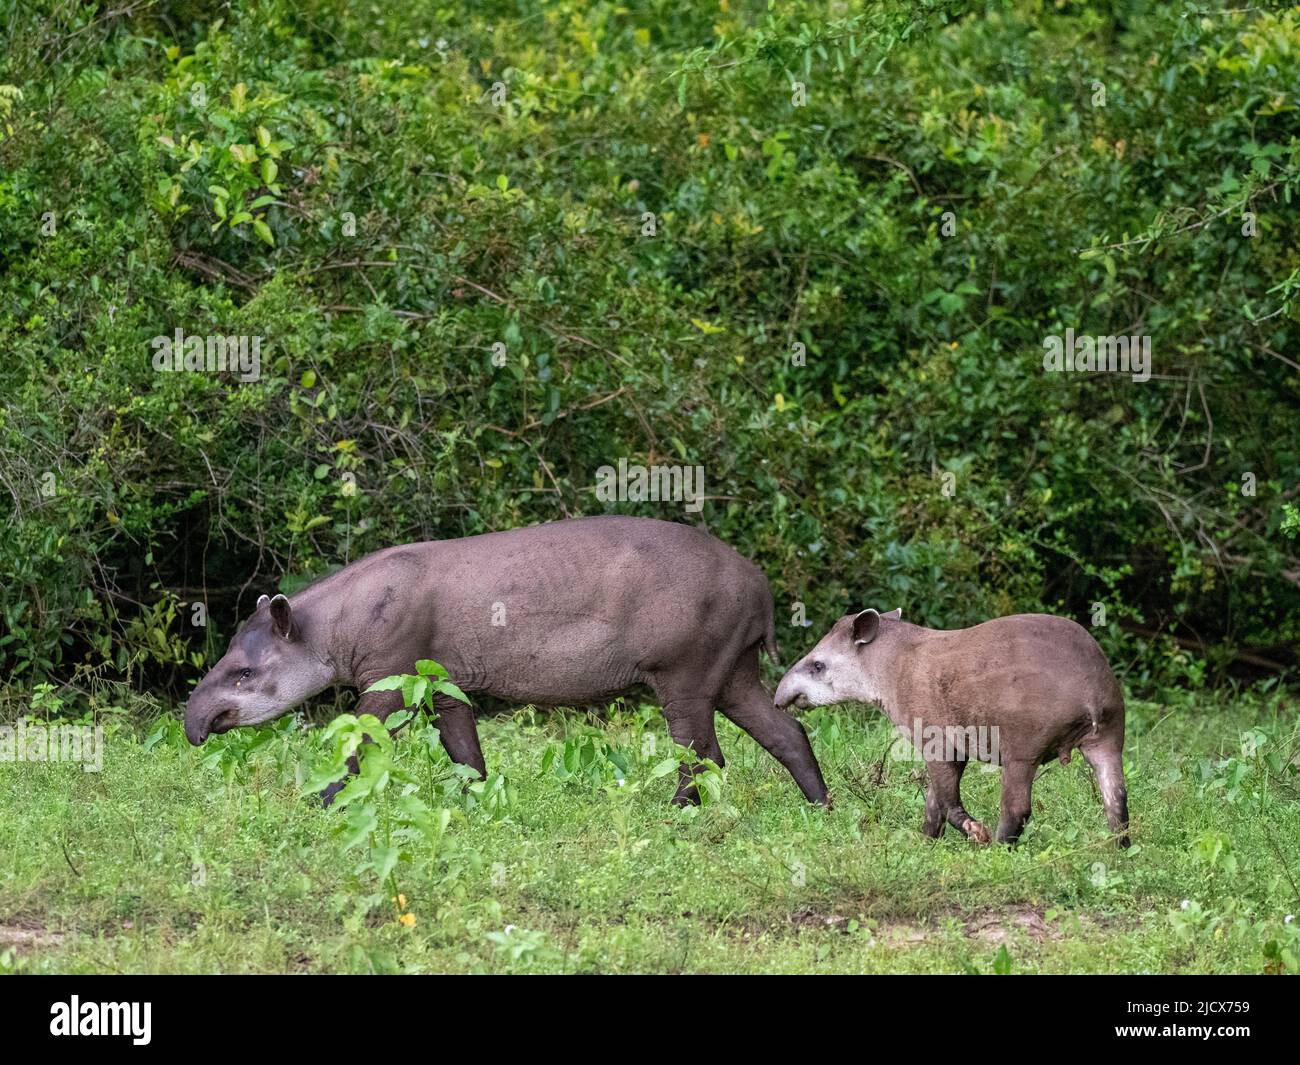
429 693 487 780
319 688 486 806
319 687 405 807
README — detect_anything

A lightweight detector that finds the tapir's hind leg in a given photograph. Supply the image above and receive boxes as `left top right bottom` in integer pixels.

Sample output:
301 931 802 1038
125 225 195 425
428 693 487 781
321 687 486 807
717 649 830 806
923 760 990 843
655 695 724 806
995 759 1035 845
1081 740 1129 848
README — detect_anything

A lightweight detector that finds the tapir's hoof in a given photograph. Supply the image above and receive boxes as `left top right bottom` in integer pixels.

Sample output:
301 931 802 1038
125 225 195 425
963 819 992 844
319 781 345 808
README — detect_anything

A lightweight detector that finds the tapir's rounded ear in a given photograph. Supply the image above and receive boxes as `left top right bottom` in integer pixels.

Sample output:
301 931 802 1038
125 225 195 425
881 608 902 620
852 608 881 647
269 594 292 639
257 594 270 610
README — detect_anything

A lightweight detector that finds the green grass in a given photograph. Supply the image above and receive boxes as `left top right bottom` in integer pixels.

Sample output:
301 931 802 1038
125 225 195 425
3 688 1299 974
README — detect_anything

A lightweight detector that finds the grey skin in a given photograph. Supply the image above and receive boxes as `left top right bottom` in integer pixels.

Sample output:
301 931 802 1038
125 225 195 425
184 516 829 807
775 609 1128 846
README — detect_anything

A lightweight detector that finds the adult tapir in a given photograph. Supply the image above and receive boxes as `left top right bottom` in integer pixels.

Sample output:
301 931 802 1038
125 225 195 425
184 515 829 807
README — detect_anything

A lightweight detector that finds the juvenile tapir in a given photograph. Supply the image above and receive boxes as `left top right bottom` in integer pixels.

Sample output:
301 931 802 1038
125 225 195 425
184 516 829 807
775 609 1128 846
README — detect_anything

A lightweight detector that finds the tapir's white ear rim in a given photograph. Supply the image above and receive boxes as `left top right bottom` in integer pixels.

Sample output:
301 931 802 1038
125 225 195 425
269 594 292 639
257 594 270 610
852 608 881 646
881 608 902 620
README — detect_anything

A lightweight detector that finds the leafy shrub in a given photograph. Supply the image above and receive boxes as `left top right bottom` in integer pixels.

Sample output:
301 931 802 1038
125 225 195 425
0 0 1296 710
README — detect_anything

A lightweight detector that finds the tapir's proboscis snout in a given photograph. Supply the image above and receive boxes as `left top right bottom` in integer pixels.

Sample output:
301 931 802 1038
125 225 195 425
184 683 246 746
183 690 233 746
773 673 809 711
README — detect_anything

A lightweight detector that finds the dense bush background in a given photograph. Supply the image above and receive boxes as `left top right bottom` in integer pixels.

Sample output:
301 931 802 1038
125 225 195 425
1 0 1297 706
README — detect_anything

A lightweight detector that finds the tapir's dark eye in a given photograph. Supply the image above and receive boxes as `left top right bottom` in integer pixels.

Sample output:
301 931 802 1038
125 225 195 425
238 669 251 682
809 660 825 674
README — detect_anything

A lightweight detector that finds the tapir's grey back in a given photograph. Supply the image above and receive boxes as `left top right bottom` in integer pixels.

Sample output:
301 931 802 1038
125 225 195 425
301 516 778 704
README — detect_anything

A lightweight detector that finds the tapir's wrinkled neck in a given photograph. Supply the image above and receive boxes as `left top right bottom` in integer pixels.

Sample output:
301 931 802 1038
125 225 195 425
280 582 351 685
287 564 431 690
862 623 925 727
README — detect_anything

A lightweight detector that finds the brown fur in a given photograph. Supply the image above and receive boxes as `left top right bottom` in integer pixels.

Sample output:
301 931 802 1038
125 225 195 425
776 611 1129 846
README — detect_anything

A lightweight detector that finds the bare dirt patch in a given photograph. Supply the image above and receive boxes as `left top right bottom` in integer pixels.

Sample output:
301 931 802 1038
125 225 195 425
964 904 1058 944
964 905 1129 944
790 908 850 931
790 904 1104 947
790 908 934 946
723 903 1119 952
0 923 65 952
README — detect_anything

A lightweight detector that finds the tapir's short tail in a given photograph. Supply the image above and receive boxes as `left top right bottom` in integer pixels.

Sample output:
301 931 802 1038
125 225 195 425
764 614 780 666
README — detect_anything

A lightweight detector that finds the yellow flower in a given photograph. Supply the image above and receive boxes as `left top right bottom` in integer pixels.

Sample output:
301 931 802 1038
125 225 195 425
399 912 416 928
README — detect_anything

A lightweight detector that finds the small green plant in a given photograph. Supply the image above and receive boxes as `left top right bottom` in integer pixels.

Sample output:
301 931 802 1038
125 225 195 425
367 659 517 815
541 729 631 793
1192 830 1238 877
186 714 301 786
301 659 481 920
142 714 186 751
1170 898 1221 940
1197 727 1297 808
304 710 459 921
1283 502 1300 541
1263 919 1300 974
364 658 471 715
485 926 557 965
30 682 62 718
466 771 518 820
685 760 727 808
